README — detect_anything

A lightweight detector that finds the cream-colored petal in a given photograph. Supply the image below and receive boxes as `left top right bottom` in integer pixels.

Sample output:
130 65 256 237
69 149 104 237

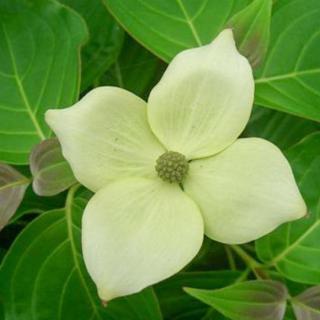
82 177 204 301
184 138 306 244
148 29 254 160
45 87 164 191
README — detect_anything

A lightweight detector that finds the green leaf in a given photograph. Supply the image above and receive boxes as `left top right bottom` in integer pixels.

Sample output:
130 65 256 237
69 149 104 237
292 286 320 319
100 35 162 98
243 106 320 149
256 132 320 284
0 188 163 320
9 186 66 224
0 0 87 164
254 0 320 121
60 0 124 91
30 138 76 196
0 163 29 229
284 306 296 320
185 280 288 320
155 271 241 320
103 0 250 62
291 285 320 319
228 0 272 67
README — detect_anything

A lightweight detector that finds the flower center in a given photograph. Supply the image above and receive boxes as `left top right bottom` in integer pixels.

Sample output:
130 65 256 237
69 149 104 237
155 151 189 183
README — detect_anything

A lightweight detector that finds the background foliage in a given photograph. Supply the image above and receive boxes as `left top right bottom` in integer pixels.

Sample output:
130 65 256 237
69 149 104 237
0 0 320 319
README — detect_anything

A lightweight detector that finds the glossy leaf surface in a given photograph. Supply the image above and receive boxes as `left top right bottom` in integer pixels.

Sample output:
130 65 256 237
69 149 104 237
255 0 320 121
0 0 87 164
104 0 250 61
155 271 240 320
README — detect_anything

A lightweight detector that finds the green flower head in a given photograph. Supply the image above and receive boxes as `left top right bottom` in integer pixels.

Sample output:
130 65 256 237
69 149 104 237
46 30 306 302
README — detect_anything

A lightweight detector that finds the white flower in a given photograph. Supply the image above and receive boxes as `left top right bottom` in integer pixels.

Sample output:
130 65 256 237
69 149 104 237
46 30 306 302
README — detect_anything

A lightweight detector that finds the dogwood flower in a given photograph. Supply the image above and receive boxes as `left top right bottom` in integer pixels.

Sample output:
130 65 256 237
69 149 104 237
46 29 306 302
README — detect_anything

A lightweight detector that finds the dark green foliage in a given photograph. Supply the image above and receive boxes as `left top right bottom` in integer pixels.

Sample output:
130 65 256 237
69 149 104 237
1 1 320 319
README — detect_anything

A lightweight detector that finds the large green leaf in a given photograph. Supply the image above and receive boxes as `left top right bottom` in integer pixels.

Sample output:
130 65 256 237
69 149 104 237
155 271 241 320
256 132 320 284
255 0 320 121
60 0 124 91
0 0 87 164
243 106 320 149
103 0 250 62
100 35 162 98
0 189 163 320
185 280 288 320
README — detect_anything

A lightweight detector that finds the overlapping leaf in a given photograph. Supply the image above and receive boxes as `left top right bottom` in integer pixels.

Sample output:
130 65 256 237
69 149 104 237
228 0 272 67
155 271 241 320
9 185 66 224
0 164 29 229
0 0 87 164
255 0 320 121
291 285 320 319
244 106 320 149
60 0 124 91
185 280 288 320
100 35 162 98
104 0 250 62
30 138 76 196
256 132 320 284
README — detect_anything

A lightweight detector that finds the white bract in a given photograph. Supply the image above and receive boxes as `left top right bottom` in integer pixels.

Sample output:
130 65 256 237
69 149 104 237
46 30 306 301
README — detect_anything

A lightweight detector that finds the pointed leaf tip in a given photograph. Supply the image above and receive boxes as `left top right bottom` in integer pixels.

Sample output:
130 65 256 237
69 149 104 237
30 138 76 196
0 163 29 229
228 0 272 67
185 280 288 320
292 285 320 319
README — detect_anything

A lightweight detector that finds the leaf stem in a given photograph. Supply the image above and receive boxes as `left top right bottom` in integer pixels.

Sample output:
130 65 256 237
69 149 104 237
234 267 250 283
65 183 81 210
230 245 269 279
225 245 237 270
65 183 103 318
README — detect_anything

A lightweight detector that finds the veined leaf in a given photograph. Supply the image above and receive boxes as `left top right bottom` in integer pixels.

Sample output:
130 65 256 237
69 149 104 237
30 138 76 196
100 35 162 98
228 0 272 67
254 0 320 121
9 185 66 224
60 0 124 91
0 188 163 320
0 0 87 164
291 285 320 319
256 132 320 284
0 164 29 229
103 0 250 62
185 280 288 320
155 271 241 320
243 106 320 149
